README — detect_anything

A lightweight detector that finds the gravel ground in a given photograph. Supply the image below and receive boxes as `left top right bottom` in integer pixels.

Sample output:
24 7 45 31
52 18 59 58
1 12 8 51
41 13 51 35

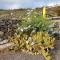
0 51 45 60
52 40 60 60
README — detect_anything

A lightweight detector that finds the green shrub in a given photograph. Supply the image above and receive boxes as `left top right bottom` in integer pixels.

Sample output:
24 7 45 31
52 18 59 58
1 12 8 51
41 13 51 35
17 12 52 32
10 12 55 60
10 31 55 60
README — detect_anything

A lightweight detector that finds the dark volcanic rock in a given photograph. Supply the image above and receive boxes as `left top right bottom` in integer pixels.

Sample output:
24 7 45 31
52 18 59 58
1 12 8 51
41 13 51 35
0 19 18 41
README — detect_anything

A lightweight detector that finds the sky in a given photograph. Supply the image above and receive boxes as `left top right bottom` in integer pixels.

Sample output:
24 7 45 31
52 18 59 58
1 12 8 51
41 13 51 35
0 0 60 9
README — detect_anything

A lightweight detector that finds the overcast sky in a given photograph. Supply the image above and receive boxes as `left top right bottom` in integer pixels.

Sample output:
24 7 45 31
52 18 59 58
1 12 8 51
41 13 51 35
0 0 60 9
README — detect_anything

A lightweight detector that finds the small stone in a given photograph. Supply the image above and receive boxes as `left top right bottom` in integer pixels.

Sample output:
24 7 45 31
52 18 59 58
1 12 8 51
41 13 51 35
14 33 17 36
51 47 54 50
21 28 23 32
0 39 8 45
26 41 29 44
0 22 5 26
28 37 32 41
28 18 30 20
31 42 35 45
11 13 13 15
0 38 2 41
18 27 20 30
0 31 4 37
17 35 20 38
24 27 28 30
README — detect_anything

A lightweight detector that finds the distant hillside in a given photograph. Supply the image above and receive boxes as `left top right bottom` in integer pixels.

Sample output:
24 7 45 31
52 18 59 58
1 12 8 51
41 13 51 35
46 6 60 17
0 6 60 20
36 6 60 17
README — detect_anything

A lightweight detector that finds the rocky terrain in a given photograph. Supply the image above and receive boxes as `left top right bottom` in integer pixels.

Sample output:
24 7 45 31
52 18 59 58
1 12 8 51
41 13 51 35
0 18 18 45
0 7 60 60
